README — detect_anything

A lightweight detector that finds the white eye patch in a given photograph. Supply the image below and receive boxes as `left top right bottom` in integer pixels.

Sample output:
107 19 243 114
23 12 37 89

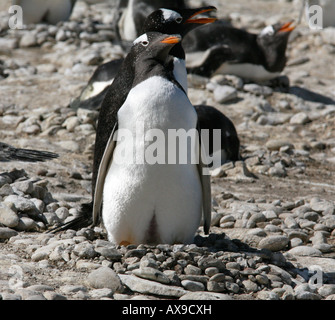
160 8 182 22
260 25 275 36
133 33 148 45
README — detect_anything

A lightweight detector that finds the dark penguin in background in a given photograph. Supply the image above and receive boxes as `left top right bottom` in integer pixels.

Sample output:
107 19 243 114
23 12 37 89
71 6 216 110
115 0 187 42
185 21 296 81
194 105 240 167
0 142 58 162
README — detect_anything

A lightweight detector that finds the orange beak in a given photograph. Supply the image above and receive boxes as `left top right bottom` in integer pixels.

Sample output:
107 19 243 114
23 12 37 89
279 21 295 33
185 7 217 24
161 35 182 44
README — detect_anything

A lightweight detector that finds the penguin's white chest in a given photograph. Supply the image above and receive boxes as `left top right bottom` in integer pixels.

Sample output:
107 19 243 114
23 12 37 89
102 76 202 245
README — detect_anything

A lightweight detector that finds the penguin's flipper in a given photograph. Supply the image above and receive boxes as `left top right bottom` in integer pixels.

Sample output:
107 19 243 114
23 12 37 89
92 122 118 226
196 123 212 235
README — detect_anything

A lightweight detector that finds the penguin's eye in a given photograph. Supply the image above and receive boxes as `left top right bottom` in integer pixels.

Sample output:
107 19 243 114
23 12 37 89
141 41 149 47
175 17 182 23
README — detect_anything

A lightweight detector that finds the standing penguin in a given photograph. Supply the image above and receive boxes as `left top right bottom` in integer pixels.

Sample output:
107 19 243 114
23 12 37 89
185 21 296 81
53 7 219 233
94 32 211 245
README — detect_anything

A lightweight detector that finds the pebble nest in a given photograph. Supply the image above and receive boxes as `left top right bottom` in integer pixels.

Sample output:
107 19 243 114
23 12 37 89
0 0 335 300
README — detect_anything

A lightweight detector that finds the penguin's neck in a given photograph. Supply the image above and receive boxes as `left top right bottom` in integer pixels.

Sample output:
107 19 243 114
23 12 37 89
170 43 185 60
132 58 185 94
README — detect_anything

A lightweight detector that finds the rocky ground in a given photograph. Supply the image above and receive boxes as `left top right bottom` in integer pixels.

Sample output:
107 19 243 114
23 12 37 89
0 0 335 300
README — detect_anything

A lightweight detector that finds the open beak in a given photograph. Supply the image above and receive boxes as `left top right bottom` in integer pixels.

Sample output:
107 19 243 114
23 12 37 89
185 6 217 24
279 21 295 33
161 35 182 44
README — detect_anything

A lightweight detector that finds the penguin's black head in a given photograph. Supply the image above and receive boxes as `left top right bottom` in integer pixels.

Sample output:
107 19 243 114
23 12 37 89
141 6 217 37
257 21 296 72
132 32 181 64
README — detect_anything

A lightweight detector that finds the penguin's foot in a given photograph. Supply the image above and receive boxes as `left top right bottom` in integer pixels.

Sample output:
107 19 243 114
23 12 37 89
119 241 131 246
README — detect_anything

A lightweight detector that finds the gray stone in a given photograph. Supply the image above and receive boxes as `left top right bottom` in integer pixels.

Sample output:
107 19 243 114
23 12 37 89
87 267 123 292
285 216 299 229
95 247 122 261
133 267 170 284
257 290 280 300
73 242 97 259
258 235 289 251
184 264 202 275
4 195 37 212
55 207 69 221
213 85 237 103
295 291 321 300
318 285 335 297
11 181 34 195
0 203 19 228
179 291 233 300
43 291 67 300
290 112 310 125
19 32 37 47
288 246 322 257
207 281 225 292
89 288 114 299
119 274 187 297
197 256 225 271
243 83 273 96
242 280 258 293
310 199 335 215
0 227 18 239
266 139 294 151
16 217 38 231
181 280 205 292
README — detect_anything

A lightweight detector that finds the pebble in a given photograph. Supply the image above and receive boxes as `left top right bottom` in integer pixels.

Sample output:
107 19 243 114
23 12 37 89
119 274 187 298
213 85 237 103
180 291 233 300
287 246 322 257
258 235 289 251
181 280 205 291
86 267 123 292
290 112 310 125
0 203 19 228
132 267 171 284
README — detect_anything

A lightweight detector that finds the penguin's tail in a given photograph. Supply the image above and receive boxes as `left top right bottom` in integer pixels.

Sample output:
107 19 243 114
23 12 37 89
47 202 93 233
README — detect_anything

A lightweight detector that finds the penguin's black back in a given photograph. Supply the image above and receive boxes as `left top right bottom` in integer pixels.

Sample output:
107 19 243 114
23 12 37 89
184 21 264 66
194 105 240 161
92 53 135 193
89 59 123 84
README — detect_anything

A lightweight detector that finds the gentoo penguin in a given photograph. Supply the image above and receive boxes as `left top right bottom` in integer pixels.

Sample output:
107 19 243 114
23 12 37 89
71 6 217 110
0 142 58 162
116 0 187 42
185 21 296 81
53 7 217 233
12 0 76 25
94 32 211 245
194 105 240 168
